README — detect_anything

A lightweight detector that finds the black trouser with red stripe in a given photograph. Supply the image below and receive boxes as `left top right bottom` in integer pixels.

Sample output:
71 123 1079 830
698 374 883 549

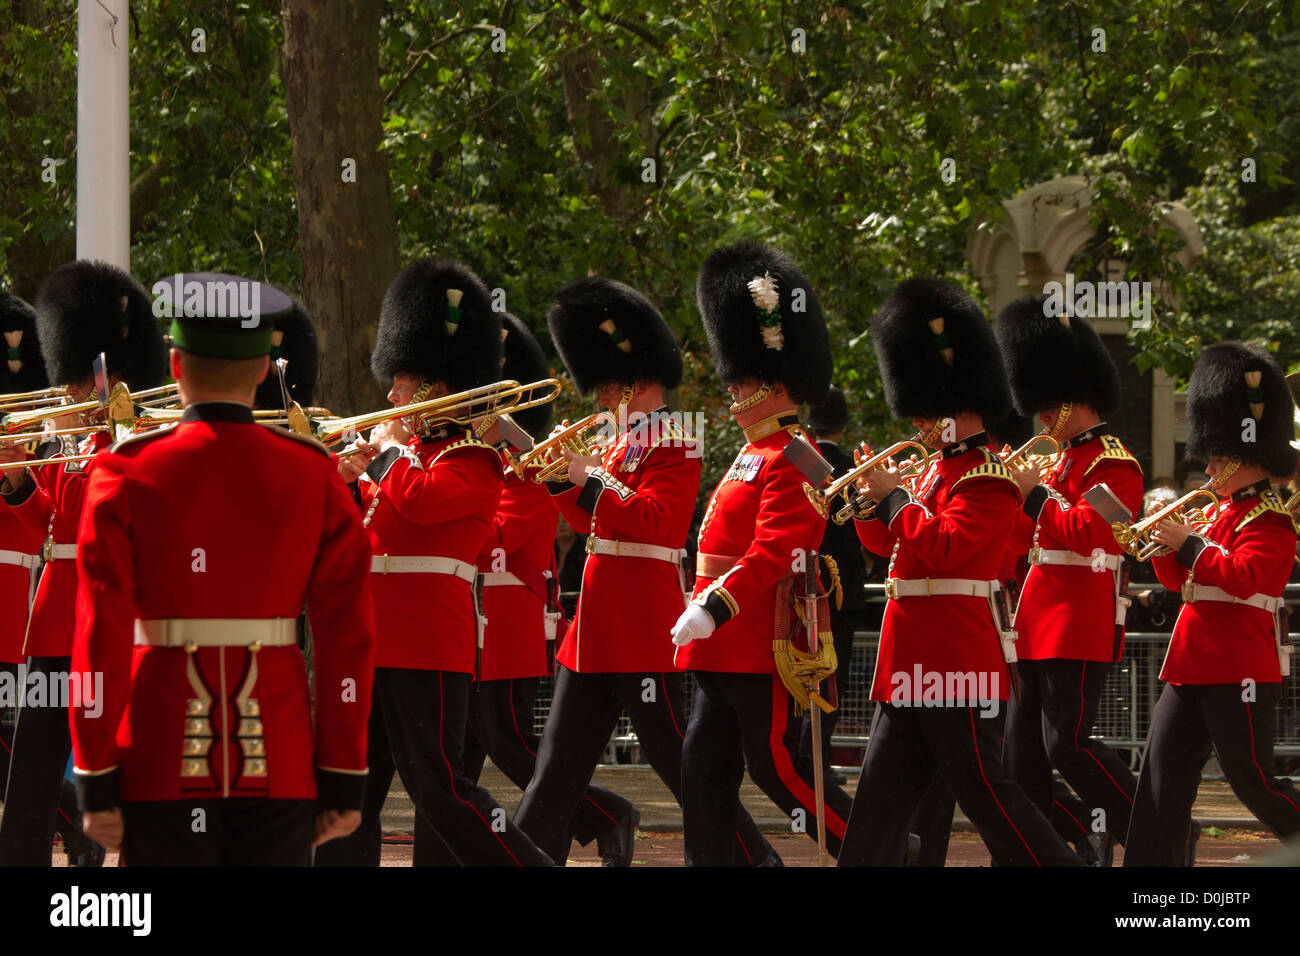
1050 781 1100 847
1125 682 1300 866
0 657 98 866
314 667 552 867
682 671 853 865
414 676 632 865
907 776 1099 865
839 702 1083 866
514 665 774 866
122 798 313 866
1004 658 1136 845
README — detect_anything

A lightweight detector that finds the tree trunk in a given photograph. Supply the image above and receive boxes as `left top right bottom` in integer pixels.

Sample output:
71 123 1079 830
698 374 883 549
281 0 396 416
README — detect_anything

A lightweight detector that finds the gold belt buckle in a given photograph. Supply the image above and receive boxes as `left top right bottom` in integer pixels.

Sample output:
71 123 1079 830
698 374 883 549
1181 578 1195 603
41 538 53 562
885 578 898 601
585 536 595 555
1028 546 1042 566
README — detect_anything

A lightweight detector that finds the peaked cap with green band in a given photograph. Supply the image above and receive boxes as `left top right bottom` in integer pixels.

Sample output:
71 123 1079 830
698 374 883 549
159 272 295 358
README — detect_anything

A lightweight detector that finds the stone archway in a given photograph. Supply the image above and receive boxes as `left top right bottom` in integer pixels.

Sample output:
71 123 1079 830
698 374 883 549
967 175 1205 480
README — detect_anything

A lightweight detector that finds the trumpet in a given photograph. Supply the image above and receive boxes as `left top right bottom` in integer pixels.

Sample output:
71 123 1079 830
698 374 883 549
1111 487 1220 561
1000 433 1063 480
803 436 934 525
509 412 617 482
318 378 560 448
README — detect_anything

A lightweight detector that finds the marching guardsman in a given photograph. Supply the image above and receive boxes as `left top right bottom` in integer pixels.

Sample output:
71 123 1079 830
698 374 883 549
317 258 551 867
995 295 1142 854
0 291 97 865
0 261 167 867
902 407 1037 867
69 277 374 864
1125 343 1300 865
415 313 640 866
836 278 1080 867
514 276 775 867
671 241 856 864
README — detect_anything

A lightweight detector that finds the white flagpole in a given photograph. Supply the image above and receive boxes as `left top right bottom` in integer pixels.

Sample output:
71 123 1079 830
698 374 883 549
76 0 130 269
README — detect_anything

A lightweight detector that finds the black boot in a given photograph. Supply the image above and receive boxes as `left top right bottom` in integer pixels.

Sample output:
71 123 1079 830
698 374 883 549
596 807 640 867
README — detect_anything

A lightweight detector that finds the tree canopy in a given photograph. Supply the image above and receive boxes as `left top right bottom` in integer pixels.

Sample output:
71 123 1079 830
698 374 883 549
2 0 1297 490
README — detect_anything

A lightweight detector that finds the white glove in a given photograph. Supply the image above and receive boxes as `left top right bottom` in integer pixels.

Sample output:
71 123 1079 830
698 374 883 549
671 603 716 646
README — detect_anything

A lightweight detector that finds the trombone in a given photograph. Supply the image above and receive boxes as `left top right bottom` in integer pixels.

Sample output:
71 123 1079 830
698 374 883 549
1000 433 1063 480
0 385 75 411
507 412 616 482
321 378 560 448
1 381 151 434
1111 487 1220 561
802 435 934 525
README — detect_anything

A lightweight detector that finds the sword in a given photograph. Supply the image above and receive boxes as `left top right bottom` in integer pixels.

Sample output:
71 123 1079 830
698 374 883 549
804 549 830 867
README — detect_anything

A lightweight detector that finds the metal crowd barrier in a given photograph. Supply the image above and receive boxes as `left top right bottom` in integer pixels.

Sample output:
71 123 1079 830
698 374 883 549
540 582 1300 771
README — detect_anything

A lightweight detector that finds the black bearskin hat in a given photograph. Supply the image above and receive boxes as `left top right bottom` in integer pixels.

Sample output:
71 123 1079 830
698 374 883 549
372 258 502 392
546 277 681 394
696 241 831 405
255 300 319 410
36 261 166 389
499 313 553 438
995 295 1120 416
0 291 48 393
805 385 848 433
871 278 1009 421
1186 342 1296 478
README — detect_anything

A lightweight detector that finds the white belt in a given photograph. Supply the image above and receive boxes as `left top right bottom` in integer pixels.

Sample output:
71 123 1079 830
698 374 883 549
1184 585 1281 613
134 618 299 648
885 577 995 600
479 571 524 587
585 536 683 566
1029 548 1130 626
370 555 477 582
1029 549 1123 571
885 576 1018 664
44 542 77 561
0 549 40 570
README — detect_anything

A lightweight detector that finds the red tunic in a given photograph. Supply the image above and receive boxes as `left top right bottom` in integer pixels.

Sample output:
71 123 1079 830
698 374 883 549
676 425 827 675
0 431 113 659
1152 486 1295 685
1011 429 1143 662
359 426 502 673
550 416 699 673
70 403 375 809
0 503 44 665
855 445 1019 702
476 455 558 681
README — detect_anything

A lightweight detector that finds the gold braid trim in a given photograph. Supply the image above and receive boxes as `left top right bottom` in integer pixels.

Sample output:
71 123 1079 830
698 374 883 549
771 571 838 716
1236 490 1296 533
429 436 496 466
1082 435 1141 478
821 554 843 610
